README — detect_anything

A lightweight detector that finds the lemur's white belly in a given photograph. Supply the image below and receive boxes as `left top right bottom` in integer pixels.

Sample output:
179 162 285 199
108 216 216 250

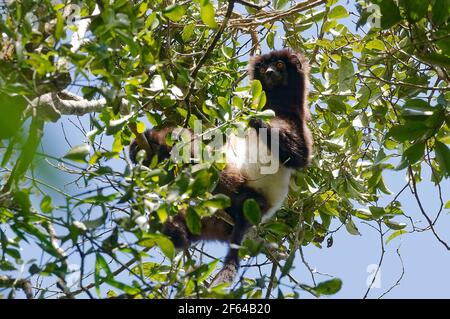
223 128 292 221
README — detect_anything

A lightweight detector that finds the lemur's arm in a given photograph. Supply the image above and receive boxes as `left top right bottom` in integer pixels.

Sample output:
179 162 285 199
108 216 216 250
129 127 193 166
249 117 310 169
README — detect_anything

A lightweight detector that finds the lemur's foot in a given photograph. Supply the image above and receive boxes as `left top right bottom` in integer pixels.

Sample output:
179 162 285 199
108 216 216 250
209 262 237 287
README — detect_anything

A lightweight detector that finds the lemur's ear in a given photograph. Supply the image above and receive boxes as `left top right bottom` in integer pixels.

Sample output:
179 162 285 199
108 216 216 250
289 53 303 70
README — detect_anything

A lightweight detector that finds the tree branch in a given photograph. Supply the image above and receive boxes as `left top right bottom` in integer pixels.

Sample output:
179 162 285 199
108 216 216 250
229 0 326 28
408 166 450 251
0 276 34 299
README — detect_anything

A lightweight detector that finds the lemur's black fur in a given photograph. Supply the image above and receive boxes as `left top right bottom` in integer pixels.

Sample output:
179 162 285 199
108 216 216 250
129 49 312 285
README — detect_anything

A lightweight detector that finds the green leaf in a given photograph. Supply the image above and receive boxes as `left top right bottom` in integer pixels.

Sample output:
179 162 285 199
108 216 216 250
312 278 343 296
95 253 111 296
137 262 171 282
432 0 450 25
186 207 202 235
251 80 267 110
329 5 349 19
345 219 361 235
83 213 108 230
386 230 407 244
403 141 425 165
402 99 434 113
401 0 429 23
445 200 450 209
200 1 218 28
104 278 140 295
369 206 385 219
253 109 275 120
267 31 275 49
435 141 450 177
136 122 145 134
198 259 219 283
281 249 296 276
273 0 288 10
416 52 450 69
354 209 373 220
221 45 234 59
191 170 212 197
95 253 112 276
40 196 53 214
387 122 429 142
139 234 175 260
327 97 347 113
243 199 261 225
203 194 231 209
112 135 123 154
365 39 384 51
264 222 290 235
63 144 90 163
251 80 262 101
378 0 402 29
137 2 148 17
163 4 186 22
338 57 354 93
55 12 64 40
182 23 196 42
383 218 407 230
106 114 133 135
156 236 176 260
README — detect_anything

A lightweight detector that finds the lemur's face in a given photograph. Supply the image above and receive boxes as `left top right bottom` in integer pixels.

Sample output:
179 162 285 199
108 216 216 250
255 59 288 90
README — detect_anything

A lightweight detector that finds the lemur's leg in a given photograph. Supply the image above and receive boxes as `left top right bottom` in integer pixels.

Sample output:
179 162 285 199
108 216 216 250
210 187 268 286
129 128 176 165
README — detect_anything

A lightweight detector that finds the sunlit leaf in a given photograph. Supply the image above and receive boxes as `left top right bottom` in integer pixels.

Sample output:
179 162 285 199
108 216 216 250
163 4 186 22
386 230 407 244
199 1 218 28
312 279 342 296
63 144 90 163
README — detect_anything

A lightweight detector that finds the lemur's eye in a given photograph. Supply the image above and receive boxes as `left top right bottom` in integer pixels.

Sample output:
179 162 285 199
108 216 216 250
275 61 285 70
259 66 267 73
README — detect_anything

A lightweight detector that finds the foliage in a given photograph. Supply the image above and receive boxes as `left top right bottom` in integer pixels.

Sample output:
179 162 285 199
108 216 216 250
0 0 449 299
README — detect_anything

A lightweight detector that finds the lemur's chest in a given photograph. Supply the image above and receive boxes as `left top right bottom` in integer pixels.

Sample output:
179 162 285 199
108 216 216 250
223 128 292 220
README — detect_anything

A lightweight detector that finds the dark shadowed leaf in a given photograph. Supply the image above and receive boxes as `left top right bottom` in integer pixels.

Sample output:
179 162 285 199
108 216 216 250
378 0 402 29
432 0 450 25
403 141 425 165
338 57 354 93
243 199 261 225
281 249 296 276
387 123 429 142
401 0 429 22
186 207 202 235
435 141 450 177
